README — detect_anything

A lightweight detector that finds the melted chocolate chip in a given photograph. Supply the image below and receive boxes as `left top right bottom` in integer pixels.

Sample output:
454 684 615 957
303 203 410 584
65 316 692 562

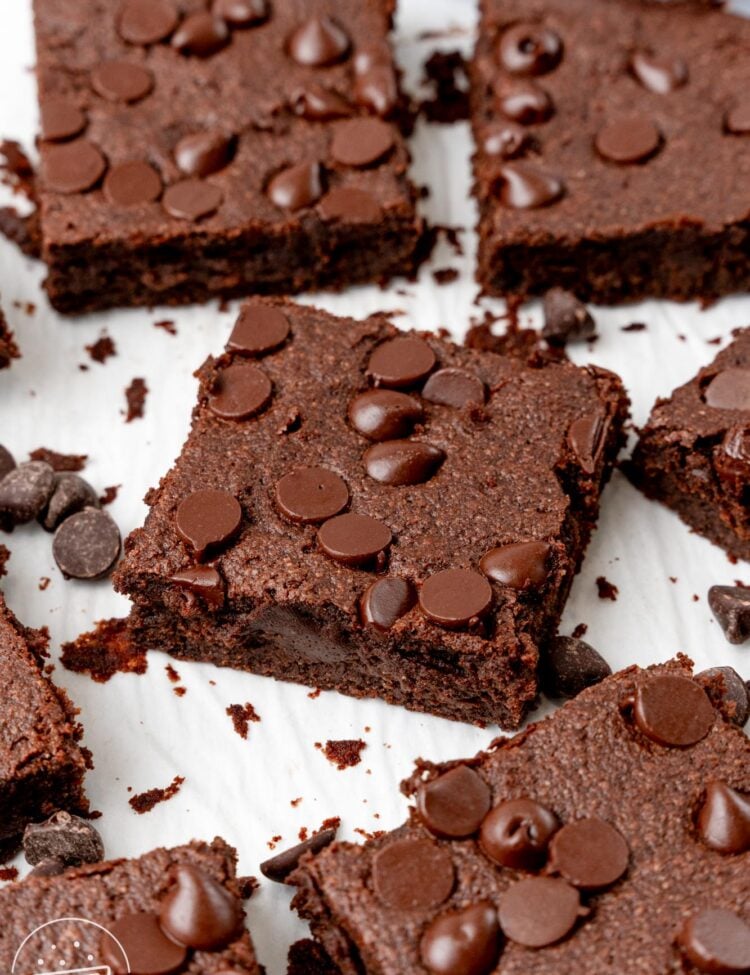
714 426 750 497
91 60 154 103
422 368 486 408
275 467 349 524
498 877 582 948
697 781 750 855
494 80 553 125
633 674 715 747
42 140 107 194
172 12 230 56
349 389 424 441
363 441 445 486
175 131 234 177
104 161 162 206
330 118 394 168
163 179 223 221
419 569 493 629
420 902 502 975
367 336 436 389
118 0 179 45
549 818 629 890
417 765 491 839
207 362 273 420
497 23 563 76
292 85 352 121
595 114 662 164
480 540 550 589
175 489 242 559
39 97 86 142
372 837 455 911
704 368 750 411
159 864 241 950
288 17 350 67
318 186 382 223
52 508 122 580
500 162 563 208
630 50 688 94
212 0 268 27
171 565 225 609
267 161 323 210
678 909 750 975
317 513 392 567
227 304 291 357
482 122 530 159
360 576 415 630
479 798 559 870
102 912 187 974
260 827 338 883
567 412 608 474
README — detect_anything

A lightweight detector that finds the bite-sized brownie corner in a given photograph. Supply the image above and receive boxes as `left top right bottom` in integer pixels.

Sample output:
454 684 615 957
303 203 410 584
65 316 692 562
32 0 421 314
470 0 750 303
114 298 628 728
627 328 750 561
0 837 261 974
0 300 20 369
289 659 750 975
0 592 89 852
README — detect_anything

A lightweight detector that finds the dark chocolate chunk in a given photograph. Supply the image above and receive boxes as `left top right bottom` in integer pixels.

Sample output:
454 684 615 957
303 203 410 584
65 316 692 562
101 912 187 974
39 97 86 142
175 131 234 177
548 817 629 890
595 114 662 164
541 635 612 699
227 304 291 357
260 827 338 884
695 666 749 727
104 161 162 206
175 489 242 559
90 60 154 103
360 576 415 631
367 336 436 389
480 540 550 589
117 0 179 45
162 179 223 221
372 837 454 911
708 585 750 644
275 467 349 524
420 902 502 975
479 798 559 870
41 473 100 532
212 0 268 27
363 441 444 486
416 765 491 839
330 118 394 168
0 444 16 482
422 368 486 408
159 864 241 950
630 50 688 94
171 566 225 609
0 461 56 526
288 17 350 67
267 162 323 211
42 140 107 194
171 12 230 57
703 368 750 411
207 362 273 420
23 810 104 867
497 23 563 76
498 877 582 948
52 508 122 580
317 513 392 567
500 162 564 209
678 909 750 975
348 390 424 441
697 781 750 855
633 674 715 747
542 288 596 346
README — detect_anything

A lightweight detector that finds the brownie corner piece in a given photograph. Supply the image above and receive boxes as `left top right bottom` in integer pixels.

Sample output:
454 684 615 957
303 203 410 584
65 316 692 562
627 327 750 561
115 299 627 728
470 0 750 303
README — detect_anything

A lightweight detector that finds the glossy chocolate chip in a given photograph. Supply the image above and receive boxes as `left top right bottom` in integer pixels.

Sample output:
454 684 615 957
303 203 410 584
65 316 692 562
104 161 161 206
175 489 242 559
417 765 491 839
360 576 415 630
288 17 350 67
171 565 225 609
633 674 715 747
678 909 750 975
482 122 530 159
330 118 394 168
207 362 272 420
212 0 268 27
422 368 486 409
354 63 398 117
260 827 338 883
52 508 121 580
291 84 352 121
101 912 187 975
267 161 323 210
227 305 290 358
42 140 107 194
704 369 750 411
372 837 455 911
419 569 492 630
497 23 563 76
541 635 612 699
367 336 436 389
479 798 559 870
39 97 86 142
498 877 582 948
494 80 553 124
549 818 629 890
0 444 16 481
275 467 349 524
318 186 382 223
41 473 99 531
542 288 595 346
172 12 230 56
349 389 424 441
630 50 688 94
595 115 662 164
363 441 445 486
420 902 502 975
175 131 234 177
317 513 392 567
500 162 563 209
715 426 750 497
696 666 750 726
163 179 222 221
726 101 750 136
23 810 104 867
91 60 154 103
0 461 55 525
697 781 750 855
567 412 608 474
118 0 179 45
480 540 550 589
159 864 241 950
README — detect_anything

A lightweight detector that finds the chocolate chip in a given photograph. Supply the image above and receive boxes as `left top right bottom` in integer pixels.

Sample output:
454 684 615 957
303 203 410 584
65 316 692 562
39 97 86 142
372 837 454 911
714 426 750 497
419 569 492 630
595 114 662 164
422 368 486 408
548 818 629 890
23 810 104 867
52 508 121 580
260 827 338 883
227 304 291 357
482 122 530 159
91 60 154 103
0 461 56 526
367 336 436 389
172 12 230 56
704 368 750 411
29 858 66 878
498 877 582 948
360 576 415 631
542 288 595 345
354 63 398 118
318 187 382 223
696 666 750 726
207 362 273 420
292 85 352 121
363 441 444 486
633 674 715 747
697 781 750 855
499 162 563 208
159 864 241 950
330 118 394 168
175 489 242 559
480 540 550 589
541 635 612 699
212 0 268 27
175 131 234 177
101 912 188 974
678 909 750 975
42 140 107 194
630 50 688 94
275 467 349 524
497 23 563 76
420 902 502 975
104 161 162 206
317 513 392 567
288 17 350 67
349 389 424 441
0 445 16 482
41 473 100 531
417 765 491 839
267 161 323 210
171 565 225 609
118 0 179 45
479 798 559 870
494 80 553 125
567 412 608 474
725 101 750 136
163 179 223 221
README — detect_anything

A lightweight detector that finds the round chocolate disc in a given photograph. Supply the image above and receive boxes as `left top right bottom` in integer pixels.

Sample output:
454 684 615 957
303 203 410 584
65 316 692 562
227 305 291 357
363 441 445 486
163 179 223 221
330 118 394 168
633 674 715 747
498 877 582 948
104 161 162 206
42 140 107 194
367 336 436 389
359 576 415 631
419 569 492 629
317 513 392 567
372 837 455 911
101 912 187 974
207 362 273 420
480 540 551 589
420 902 502 975
479 798 559 870
595 114 662 164
548 817 629 890
159 864 241 950
416 765 491 839
678 909 750 975
52 508 121 580
422 368 486 409
118 0 179 45
275 467 349 524
175 489 242 559
39 97 86 142
318 187 382 223
91 60 154 103
348 389 424 441
704 369 750 412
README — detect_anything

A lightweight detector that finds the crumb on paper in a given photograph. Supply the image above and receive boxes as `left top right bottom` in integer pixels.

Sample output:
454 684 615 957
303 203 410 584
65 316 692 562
317 739 367 770
129 775 184 814
226 702 261 739
124 377 148 422
596 576 619 601
61 618 147 683
85 334 116 364
28 447 87 472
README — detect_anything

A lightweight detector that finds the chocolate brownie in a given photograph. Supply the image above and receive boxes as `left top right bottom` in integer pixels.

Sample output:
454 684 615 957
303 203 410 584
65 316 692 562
0 591 89 853
32 0 420 314
0 300 19 369
290 659 750 974
470 0 750 303
627 328 750 562
114 299 627 728
0 837 261 974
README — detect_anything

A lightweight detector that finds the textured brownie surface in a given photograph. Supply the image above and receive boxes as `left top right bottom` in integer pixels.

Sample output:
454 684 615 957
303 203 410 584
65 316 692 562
115 299 627 727
0 300 19 369
470 0 750 303
33 0 420 314
0 591 89 849
0 837 261 973
291 659 750 974
627 328 750 561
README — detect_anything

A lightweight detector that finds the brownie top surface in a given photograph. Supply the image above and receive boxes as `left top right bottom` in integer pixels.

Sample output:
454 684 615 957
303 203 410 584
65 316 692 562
472 0 750 240
294 659 750 974
33 0 413 246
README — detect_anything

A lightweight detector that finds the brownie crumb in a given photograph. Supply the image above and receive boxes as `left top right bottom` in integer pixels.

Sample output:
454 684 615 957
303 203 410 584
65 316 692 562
319 739 366 770
98 485 120 506
173 686 186 697
226 702 261 739
165 664 180 684
287 938 338 975
38 577 50 591
354 827 385 841
291 797 302 808
621 322 647 333
433 267 459 286
237 875 259 899
596 576 619 601
0 313 20 370
320 816 341 832
0 866 18 882
0 544 10 577
154 319 177 335
571 622 588 638
419 50 470 123
28 448 87 472
298 827 309 842
85 334 116 364
128 775 184 814
124 378 148 423
308 687 322 700
61 618 147 683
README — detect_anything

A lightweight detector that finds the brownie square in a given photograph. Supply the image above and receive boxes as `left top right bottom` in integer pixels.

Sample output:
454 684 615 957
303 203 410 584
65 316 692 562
32 0 421 314
470 0 750 303
114 299 627 728
0 837 261 973
627 328 750 561
0 592 89 853
290 659 750 974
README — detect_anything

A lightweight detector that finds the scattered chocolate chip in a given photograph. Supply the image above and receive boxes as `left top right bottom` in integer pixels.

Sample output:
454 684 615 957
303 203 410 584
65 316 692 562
697 781 750 855
317 513 392 567
500 162 563 208
497 23 563 76
39 97 86 142
363 440 444 486
0 461 56 526
267 161 323 210
725 101 750 136
318 186 382 223
568 412 608 474
0 445 16 482
678 909 750 975
420 902 502 975
260 827 338 883
171 565 225 609
419 569 493 630
630 50 688 94
29 858 66 878
349 389 424 441
330 118 394 168
633 674 715 747
595 114 662 164
172 12 229 56
541 635 612 699
288 17 350 67
498 877 582 948
23 810 104 867
480 540 550 590
704 369 750 411
696 666 750 726
417 765 491 839
175 131 234 178
118 0 179 45
494 80 553 125
41 473 99 531
549 817 629 890
422 368 486 408
175 489 242 559
163 179 222 221
372 837 455 911
227 304 290 357
291 85 352 121
360 576 415 631
159 864 241 950
367 336 436 389
208 362 272 420
542 288 595 345
275 467 349 524
52 508 121 580
212 0 268 27
91 60 154 103
42 140 107 194
482 122 530 159
104 160 161 206
479 798 559 870
101 912 187 974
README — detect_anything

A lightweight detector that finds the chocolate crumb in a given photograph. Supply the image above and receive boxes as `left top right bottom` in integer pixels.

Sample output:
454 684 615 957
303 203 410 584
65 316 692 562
308 687 322 699
237 875 258 899
173 686 186 697
291 797 302 808
226 702 261 739
432 267 459 285
621 322 647 332
124 378 148 422
129 775 184 814
571 622 588 638
596 575 619 601
287 938 338 975
38 577 50 591
0 544 10 577
0 866 18 882
319 739 366 770
419 50 470 123
165 664 180 684
154 319 177 335
61 617 147 683
98 485 120 506
85 334 116 364
28 448 87 472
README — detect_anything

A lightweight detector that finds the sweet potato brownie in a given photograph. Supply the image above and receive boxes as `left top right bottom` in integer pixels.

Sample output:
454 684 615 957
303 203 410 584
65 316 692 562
0 591 89 853
470 0 750 303
32 0 420 314
0 837 261 974
114 299 627 728
290 659 750 974
627 328 750 562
